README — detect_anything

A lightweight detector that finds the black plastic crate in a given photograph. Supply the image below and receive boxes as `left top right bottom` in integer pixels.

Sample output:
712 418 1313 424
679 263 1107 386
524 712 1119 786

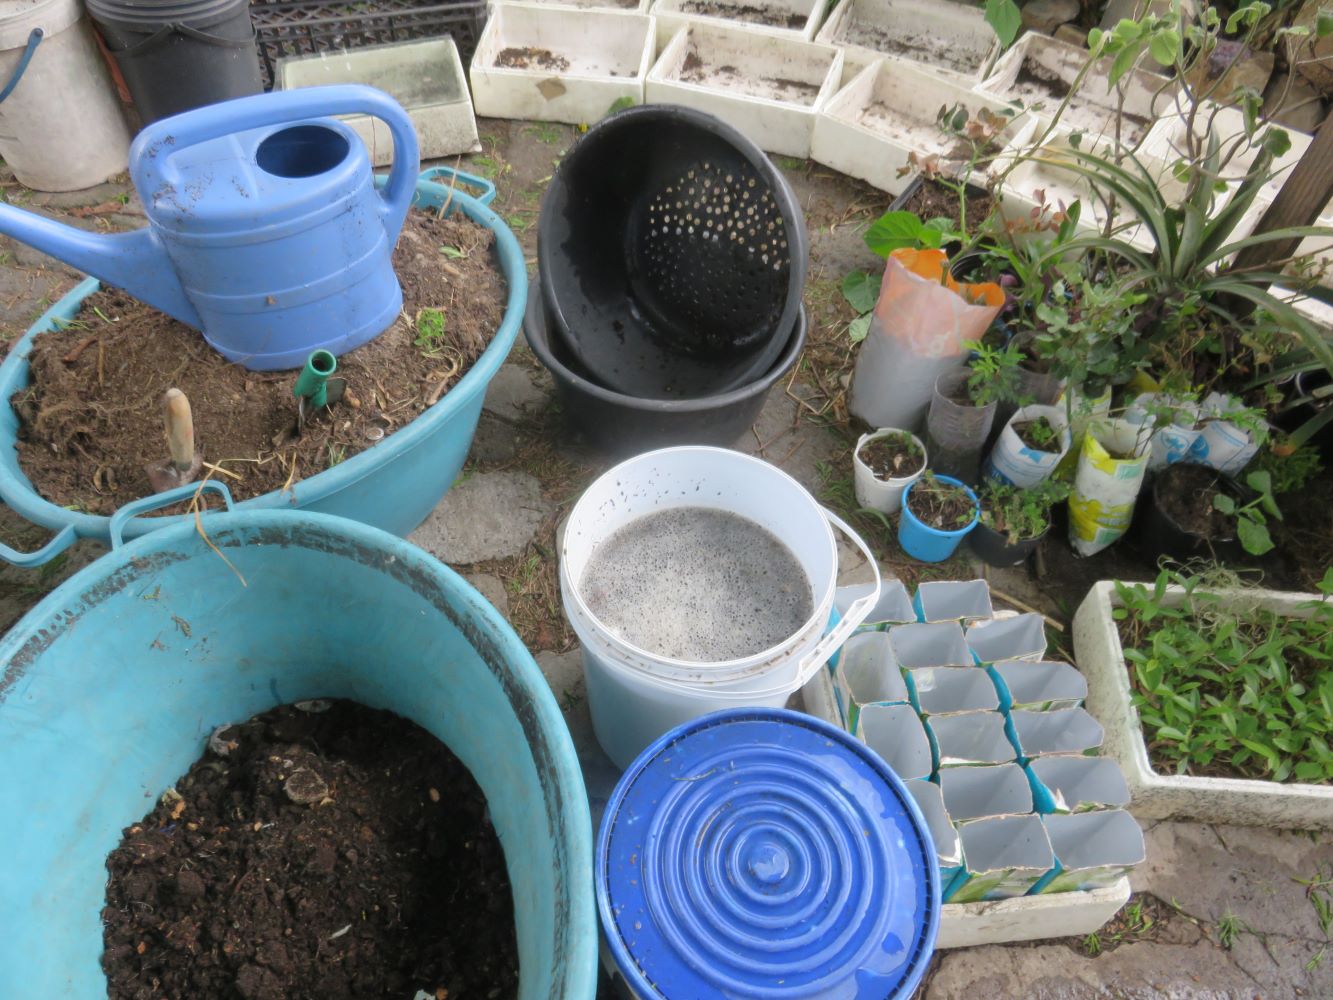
251 0 488 89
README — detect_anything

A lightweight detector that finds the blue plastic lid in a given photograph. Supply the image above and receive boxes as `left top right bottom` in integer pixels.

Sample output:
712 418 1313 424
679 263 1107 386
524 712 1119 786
597 708 940 999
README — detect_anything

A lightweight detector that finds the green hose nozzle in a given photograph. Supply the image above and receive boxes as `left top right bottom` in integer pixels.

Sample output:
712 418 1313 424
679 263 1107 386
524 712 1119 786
294 350 337 410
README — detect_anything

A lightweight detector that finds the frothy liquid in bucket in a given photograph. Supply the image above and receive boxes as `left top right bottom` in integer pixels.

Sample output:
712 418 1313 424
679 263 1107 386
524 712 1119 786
580 507 814 662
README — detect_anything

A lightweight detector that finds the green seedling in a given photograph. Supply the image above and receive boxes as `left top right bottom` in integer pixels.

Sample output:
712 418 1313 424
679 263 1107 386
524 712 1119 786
1211 469 1282 556
439 245 467 260
964 340 1031 408
327 443 347 468
977 478 1070 544
414 307 448 355
523 123 563 144
1216 911 1243 950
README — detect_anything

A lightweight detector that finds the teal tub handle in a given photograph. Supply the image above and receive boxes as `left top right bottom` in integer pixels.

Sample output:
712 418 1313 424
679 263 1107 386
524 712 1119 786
0 29 42 104
109 481 235 549
0 522 76 569
418 166 497 208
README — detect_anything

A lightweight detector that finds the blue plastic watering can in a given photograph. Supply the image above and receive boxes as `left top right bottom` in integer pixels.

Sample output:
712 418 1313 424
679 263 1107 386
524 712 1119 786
0 84 419 371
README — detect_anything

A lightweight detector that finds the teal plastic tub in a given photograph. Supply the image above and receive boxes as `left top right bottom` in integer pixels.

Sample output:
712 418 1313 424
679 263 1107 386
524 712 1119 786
0 166 523 567
0 486 597 999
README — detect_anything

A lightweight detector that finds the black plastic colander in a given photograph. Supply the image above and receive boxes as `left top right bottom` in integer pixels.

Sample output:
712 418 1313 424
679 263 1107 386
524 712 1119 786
538 105 808 401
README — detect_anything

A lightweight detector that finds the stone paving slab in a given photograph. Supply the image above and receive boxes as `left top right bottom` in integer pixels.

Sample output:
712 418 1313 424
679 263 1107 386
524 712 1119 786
410 469 552 564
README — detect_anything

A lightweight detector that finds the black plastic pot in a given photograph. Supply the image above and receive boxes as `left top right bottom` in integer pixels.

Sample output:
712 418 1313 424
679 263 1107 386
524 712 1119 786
968 520 1047 567
1133 463 1250 564
88 0 263 123
524 289 806 455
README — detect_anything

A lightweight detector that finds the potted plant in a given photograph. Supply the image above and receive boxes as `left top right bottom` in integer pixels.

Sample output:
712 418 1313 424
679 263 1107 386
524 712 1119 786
984 403 1072 486
1135 464 1281 562
898 470 980 562
925 341 1030 483
853 428 927 513
970 478 1070 567
1072 566 1333 828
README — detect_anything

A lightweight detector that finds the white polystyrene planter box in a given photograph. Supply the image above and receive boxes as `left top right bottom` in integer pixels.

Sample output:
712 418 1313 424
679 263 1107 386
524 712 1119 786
977 32 1175 146
529 0 652 9
470 3 654 124
800 663 1131 946
278 38 480 165
816 0 999 83
1073 580 1333 830
651 0 823 51
646 23 842 157
811 59 1027 196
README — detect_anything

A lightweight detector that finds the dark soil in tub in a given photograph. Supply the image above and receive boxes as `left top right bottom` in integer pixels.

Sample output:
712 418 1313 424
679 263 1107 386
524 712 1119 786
101 701 518 1000
898 179 995 235
678 0 808 29
496 46 571 72
14 209 505 513
1154 463 1236 540
859 433 924 480
907 476 976 531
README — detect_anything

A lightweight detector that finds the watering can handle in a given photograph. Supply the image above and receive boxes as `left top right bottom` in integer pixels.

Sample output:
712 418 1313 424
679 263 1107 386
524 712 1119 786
417 166 496 207
131 85 421 237
0 523 77 569
109 481 235 550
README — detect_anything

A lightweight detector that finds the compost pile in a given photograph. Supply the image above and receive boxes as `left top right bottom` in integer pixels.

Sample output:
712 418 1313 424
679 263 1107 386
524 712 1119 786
14 209 505 513
101 701 518 1000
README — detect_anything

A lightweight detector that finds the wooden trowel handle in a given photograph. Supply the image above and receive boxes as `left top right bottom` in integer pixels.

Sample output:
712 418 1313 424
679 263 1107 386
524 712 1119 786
163 388 194 472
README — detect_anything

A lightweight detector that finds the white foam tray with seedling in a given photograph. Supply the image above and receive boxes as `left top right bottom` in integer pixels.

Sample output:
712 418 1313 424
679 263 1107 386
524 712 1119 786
976 31 1176 146
646 22 843 157
650 0 824 50
811 58 1025 196
1073 580 1333 829
816 0 1000 85
470 3 655 124
277 38 480 164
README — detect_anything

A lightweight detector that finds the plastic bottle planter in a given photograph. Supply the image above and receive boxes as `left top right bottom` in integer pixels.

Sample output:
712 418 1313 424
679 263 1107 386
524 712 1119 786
898 475 980 563
913 579 993 624
1027 756 1131 814
1068 419 1150 558
989 660 1087 712
984 404 1072 487
853 428 927 514
938 763 1034 823
1036 811 1146 894
947 814 1054 903
925 371 995 484
965 613 1048 664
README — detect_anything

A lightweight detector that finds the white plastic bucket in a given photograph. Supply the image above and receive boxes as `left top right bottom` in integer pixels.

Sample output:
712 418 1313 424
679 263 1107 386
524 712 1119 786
0 0 131 191
854 428 927 513
561 446 881 769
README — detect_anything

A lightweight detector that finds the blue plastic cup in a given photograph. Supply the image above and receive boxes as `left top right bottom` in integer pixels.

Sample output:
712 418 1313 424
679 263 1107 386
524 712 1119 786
898 475 980 562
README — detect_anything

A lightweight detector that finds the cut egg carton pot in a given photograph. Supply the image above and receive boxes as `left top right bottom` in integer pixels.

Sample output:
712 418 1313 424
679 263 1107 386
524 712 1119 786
278 37 480 165
816 0 1000 88
469 2 654 125
650 0 826 52
1074 580 1333 830
811 58 1028 196
646 21 843 157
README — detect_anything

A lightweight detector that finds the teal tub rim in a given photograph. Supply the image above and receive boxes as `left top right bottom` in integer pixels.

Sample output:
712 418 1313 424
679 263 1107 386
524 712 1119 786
0 167 526 560
0 506 599 1000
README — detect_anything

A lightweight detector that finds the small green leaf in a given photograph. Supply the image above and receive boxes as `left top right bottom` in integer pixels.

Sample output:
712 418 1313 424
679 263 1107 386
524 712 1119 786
1237 517 1275 556
1261 126 1293 158
1110 43 1142 86
1149 29 1180 66
841 270 881 314
863 210 927 256
605 96 636 117
848 313 872 343
1319 10 1333 37
1213 494 1237 515
984 0 1022 48
439 245 466 259
1087 27 1105 52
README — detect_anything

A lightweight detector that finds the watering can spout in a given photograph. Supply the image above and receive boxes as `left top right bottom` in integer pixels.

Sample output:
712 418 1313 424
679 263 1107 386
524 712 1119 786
0 204 201 328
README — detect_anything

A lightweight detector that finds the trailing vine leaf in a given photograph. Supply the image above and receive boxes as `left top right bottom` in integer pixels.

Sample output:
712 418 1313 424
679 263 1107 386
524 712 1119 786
984 0 1022 48
841 270 881 314
848 313 872 343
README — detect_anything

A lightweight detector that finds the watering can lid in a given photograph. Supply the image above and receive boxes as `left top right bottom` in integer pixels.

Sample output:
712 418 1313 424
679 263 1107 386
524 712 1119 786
596 708 940 999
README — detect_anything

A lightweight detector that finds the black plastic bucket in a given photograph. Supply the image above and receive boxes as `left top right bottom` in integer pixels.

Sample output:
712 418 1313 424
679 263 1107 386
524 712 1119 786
86 0 262 123
968 521 1046 568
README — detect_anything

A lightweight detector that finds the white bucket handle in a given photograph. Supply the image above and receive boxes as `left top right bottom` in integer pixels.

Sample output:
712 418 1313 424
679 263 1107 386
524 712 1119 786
579 507 882 702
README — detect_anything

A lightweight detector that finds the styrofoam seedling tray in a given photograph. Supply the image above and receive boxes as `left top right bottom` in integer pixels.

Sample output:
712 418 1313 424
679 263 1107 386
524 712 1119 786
1007 708 1105 761
815 0 999 82
913 580 993 624
646 23 843 158
1038 810 1146 895
990 659 1087 712
651 0 824 49
965 613 1048 664
889 621 973 669
799 665 1132 946
469 3 654 125
835 579 916 626
858 703 934 781
906 666 1000 716
277 37 480 165
1028 756 1131 814
938 763 1033 823
949 814 1054 903
977 31 1176 145
929 711 1016 768
811 58 1028 196
1073 580 1333 829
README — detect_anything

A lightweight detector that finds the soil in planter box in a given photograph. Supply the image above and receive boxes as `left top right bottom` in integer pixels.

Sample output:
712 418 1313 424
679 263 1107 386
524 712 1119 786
907 477 975 530
1155 463 1236 540
14 210 504 513
678 0 808 30
1015 417 1061 453
838 23 984 77
496 46 571 71
1011 59 1150 141
101 701 518 1000
679 50 822 105
860 434 924 480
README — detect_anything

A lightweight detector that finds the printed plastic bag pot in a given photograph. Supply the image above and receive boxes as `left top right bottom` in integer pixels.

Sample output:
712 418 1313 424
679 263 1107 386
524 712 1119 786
0 168 524 567
984 404 1071 487
1188 391 1264 474
1123 392 1202 471
1133 462 1249 564
1068 419 1150 557
0 494 597 999
854 428 927 514
926 370 996 484
898 474 980 562
968 519 1047 568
